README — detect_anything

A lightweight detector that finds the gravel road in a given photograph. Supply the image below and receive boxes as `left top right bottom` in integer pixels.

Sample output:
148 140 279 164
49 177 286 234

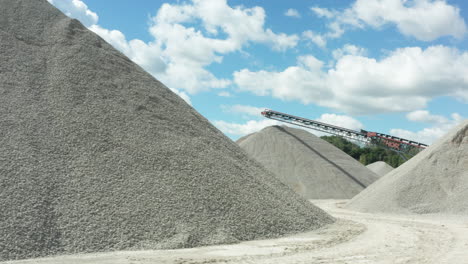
5 200 468 264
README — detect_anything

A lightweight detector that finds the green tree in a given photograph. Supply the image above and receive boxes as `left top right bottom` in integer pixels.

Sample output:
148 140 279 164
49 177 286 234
321 135 407 168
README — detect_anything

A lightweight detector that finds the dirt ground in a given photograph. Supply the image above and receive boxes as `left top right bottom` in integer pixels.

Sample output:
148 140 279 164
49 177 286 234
5 200 468 264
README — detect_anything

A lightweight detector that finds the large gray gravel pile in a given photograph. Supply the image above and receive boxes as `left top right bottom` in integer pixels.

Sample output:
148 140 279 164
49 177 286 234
0 0 334 261
237 126 379 199
366 161 394 177
347 120 468 214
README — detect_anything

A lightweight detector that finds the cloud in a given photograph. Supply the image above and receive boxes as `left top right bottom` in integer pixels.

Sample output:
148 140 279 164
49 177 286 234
234 45 468 115
213 110 362 139
48 0 98 27
302 30 327 48
406 110 449 124
177 0 299 51
51 0 297 97
390 111 464 144
351 0 467 41
221 104 266 118
332 44 367 60
215 104 278 136
310 0 467 46
171 89 192 105
213 119 280 137
148 0 299 94
317 113 364 131
310 7 336 19
234 54 329 103
86 25 194 105
142 0 299 92
305 7 353 47
88 25 167 73
285 8 301 18
48 1 194 104
218 91 233 97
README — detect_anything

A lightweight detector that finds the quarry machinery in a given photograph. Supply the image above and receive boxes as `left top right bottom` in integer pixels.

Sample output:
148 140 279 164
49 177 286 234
261 109 428 159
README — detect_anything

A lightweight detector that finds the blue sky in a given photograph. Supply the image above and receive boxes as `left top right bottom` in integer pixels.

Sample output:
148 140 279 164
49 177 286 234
48 0 468 144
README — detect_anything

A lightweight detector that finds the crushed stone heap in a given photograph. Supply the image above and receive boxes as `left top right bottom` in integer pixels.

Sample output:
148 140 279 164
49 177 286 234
0 0 334 260
347 120 468 215
237 126 379 199
366 161 394 177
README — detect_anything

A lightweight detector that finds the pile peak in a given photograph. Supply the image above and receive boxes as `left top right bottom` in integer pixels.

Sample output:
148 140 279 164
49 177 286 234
238 125 378 199
0 0 333 260
347 120 468 215
366 161 394 177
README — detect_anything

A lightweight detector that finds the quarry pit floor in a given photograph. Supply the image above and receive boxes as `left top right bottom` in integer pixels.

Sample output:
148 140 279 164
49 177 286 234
6 200 468 264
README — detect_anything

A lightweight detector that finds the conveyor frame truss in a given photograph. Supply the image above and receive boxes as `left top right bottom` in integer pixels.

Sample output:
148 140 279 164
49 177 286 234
261 109 428 157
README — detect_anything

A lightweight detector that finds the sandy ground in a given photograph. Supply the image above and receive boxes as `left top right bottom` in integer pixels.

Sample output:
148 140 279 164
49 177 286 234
5 200 468 264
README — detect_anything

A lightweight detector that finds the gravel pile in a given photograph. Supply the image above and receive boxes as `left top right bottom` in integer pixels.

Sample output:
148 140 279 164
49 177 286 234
0 0 334 260
347 120 468 214
237 126 379 199
366 161 394 177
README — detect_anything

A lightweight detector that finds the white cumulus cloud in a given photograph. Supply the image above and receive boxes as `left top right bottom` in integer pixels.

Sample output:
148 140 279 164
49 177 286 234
406 110 450 124
390 110 464 144
50 0 297 98
302 30 327 48
213 110 362 139
88 25 167 74
221 104 266 118
48 0 98 27
317 113 364 131
218 91 233 97
310 7 336 19
351 0 467 41
305 7 353 47
285 8 301 18
148 0 298 94
48 0 194 104
309 0 467 47
213 119 280 137
234 45 468 115
332 44 367 60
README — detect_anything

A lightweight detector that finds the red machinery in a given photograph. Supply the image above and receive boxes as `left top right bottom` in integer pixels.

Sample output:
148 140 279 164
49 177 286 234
261 109 428 157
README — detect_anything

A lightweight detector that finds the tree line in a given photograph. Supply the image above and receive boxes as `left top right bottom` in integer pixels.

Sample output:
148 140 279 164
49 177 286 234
320 135 406 168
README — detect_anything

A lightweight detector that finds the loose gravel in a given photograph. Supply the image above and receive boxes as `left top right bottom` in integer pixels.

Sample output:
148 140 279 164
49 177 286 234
0 0 334 261
238 126 378 199
347 120 468 215
366 161 394 177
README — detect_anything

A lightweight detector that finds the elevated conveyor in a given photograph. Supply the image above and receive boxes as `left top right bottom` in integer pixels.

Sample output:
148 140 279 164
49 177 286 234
261 109 428 158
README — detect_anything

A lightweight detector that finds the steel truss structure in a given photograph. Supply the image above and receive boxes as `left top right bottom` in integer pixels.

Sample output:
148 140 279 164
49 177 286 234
261 109 428 158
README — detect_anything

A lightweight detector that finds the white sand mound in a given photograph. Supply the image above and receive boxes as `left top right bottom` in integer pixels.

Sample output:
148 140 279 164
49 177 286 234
366 161 394 177
0 0 333 261
347 120 468 215
238 126 379 199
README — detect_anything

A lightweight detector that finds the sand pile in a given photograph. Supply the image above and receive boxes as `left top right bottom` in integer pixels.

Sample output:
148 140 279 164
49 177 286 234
347 120 468 215
237 126 379 199
366 161 394 177
0 0 333 260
